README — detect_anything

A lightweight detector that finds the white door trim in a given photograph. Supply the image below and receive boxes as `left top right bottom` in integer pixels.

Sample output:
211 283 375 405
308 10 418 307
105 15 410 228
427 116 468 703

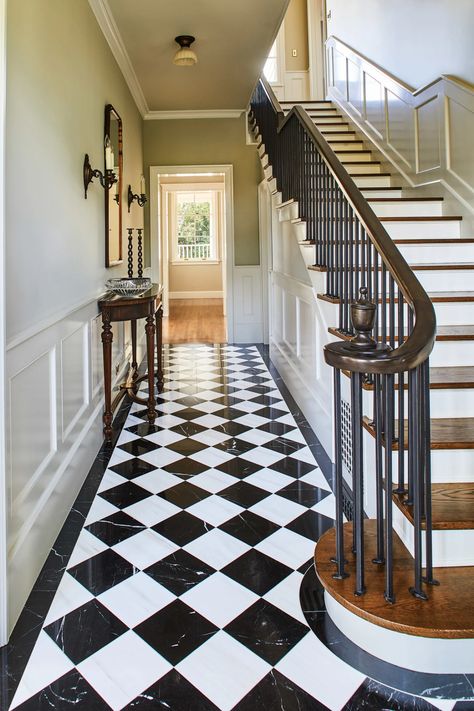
0 0 8 645
150 164 235 342
307 0 327 99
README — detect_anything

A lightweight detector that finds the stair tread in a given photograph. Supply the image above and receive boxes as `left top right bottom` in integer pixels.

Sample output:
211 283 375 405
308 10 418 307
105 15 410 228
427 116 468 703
320 291 474 304
393 483 474 530
340 365 474 390
363 415 474 450
328 324 474 342
380 216 462 222
368 197 444 202
393 238 474 244
315 521 474 638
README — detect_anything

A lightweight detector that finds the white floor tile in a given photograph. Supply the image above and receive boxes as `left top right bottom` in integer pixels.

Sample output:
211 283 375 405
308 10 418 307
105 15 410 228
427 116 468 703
125 496 180 527
233 413 271 428
113 528 179 569
10 632 74 709
78 631 171 710
263 571 307 625
97 470 127 493
312 493 337 520
189 468 238 493
289 446 317 465
181 572 258 628
115 429 139 445
187 496 244 526
190 429 231 447
249 494 306 526
240 447 284 467
276 632 365 710
132 469 182 494
237 429 277 445
44 573 94 626
149 414 185 429
140 446 184 468
255 528 315 569
145 429 185 446
98 572 175 627
107 448 134 466
190 447 234 467
184 529 249 570
300 468 332 492
177 631 270 711
192 414 228 429
244 468 294 493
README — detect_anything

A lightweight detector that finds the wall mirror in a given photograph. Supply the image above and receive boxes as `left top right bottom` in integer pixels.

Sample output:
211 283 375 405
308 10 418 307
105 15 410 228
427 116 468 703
104 104 123 266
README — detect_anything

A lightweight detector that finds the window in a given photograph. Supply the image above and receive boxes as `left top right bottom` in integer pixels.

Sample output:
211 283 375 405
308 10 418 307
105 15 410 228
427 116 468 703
264 41 279 83
172 190 219 262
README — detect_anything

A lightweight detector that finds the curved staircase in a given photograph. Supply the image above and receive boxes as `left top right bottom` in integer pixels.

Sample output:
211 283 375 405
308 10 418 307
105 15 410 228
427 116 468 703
250 89 474 668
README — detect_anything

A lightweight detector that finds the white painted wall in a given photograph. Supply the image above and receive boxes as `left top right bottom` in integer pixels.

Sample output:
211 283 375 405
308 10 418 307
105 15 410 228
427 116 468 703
3 0 144 639
326 0 474 88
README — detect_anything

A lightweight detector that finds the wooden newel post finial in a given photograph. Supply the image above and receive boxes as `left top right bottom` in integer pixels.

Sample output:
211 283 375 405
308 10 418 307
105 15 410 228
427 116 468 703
350 287 377 351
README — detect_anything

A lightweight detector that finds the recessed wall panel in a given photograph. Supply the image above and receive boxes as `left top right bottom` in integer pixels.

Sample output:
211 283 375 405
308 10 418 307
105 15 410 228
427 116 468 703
448 97 474 189
61 325 87 440
387 89 415 168
347 59 363 116
364 72 385 139
283 290 297 352
299 299 315 372
334 49 348 100
416 95 440 173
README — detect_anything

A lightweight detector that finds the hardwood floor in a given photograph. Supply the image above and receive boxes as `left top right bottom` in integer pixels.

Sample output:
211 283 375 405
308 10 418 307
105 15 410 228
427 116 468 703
162 298 227 344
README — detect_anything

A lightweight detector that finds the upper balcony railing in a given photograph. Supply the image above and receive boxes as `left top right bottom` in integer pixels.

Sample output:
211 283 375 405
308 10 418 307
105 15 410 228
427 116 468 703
250 77 438 603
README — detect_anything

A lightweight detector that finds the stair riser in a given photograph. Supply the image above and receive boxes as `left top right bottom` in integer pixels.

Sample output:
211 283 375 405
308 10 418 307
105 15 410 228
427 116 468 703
370 201 444 218
361 433 474 486
298 244 315 267
328 141 365 150
317 124 353 133
429 338 474 367
432 301 474 326
383 221 461 239
258 143 266 158
353 175 393 188
312 116 346 124
283 102 333 111
278 202 299 222
263 165 273 180
397 243 474 264
335 151 373 161
344 163 382 175
362 387 474 420
361 189 404 199
416 269 474 293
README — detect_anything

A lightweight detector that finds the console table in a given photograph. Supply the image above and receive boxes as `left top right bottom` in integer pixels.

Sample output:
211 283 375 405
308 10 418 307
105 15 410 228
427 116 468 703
98 284 163 441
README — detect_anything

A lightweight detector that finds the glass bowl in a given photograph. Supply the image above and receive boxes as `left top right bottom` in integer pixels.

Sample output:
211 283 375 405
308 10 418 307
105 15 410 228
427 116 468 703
105 277 151 296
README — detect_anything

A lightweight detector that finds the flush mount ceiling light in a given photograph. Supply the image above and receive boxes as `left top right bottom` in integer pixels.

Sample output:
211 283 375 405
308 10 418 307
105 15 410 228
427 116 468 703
173 35 197 66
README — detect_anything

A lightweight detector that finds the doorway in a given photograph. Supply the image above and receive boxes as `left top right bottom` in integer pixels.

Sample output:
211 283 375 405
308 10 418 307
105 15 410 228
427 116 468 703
150 165 234 344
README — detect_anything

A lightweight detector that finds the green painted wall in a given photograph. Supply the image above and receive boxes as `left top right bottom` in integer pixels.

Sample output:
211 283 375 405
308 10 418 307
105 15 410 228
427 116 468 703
144 115 261 266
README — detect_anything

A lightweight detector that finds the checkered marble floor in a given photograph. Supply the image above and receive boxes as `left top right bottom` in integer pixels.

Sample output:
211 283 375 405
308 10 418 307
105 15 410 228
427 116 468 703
7 345 456 710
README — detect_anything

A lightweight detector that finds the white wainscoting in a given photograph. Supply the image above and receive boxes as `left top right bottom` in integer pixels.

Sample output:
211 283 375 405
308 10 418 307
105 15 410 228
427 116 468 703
5 297 132 635
232 266 263 343
326 36 474 221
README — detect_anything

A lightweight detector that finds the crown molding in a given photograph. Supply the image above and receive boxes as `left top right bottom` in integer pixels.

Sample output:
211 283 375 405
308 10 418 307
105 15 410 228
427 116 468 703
88 0 148 117
144 109 245 121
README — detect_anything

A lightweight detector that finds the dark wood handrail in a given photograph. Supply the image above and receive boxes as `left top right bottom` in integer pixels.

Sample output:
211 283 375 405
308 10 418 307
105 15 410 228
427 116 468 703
258 76 436 374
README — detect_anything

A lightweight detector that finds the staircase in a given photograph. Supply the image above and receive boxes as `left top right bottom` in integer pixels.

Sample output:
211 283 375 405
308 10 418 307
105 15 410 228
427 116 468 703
250 85 474 669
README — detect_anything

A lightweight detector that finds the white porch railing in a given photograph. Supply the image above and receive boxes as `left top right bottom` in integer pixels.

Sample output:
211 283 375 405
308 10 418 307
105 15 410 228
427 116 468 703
178 243 211 260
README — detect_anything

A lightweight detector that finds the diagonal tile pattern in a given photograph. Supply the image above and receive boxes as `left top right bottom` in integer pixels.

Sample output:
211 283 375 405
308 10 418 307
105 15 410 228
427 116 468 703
7 345 455 710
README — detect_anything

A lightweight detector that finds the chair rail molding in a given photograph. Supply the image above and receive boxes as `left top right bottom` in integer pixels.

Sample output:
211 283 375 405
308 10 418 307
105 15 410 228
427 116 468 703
326 36 474 219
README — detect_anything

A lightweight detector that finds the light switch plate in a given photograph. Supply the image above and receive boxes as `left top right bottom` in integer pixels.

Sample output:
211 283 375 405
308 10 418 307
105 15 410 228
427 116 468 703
292 49 297 57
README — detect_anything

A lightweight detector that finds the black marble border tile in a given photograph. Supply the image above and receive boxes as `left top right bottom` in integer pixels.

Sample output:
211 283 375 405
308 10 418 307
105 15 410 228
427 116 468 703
299 565 474 703
0 393 135 708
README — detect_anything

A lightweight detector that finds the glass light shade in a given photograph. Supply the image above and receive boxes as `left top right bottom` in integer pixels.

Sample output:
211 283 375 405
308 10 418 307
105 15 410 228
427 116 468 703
173 47 198 66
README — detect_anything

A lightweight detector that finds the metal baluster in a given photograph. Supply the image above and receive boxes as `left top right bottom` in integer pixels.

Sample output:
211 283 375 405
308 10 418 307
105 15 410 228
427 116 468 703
351 371 365 596
384 372 395 603
343 199 350 333
373 374 385 564
395 287 406 494
409 365 428 600
422 358 439 588
332 368 349 580
406 308 415 505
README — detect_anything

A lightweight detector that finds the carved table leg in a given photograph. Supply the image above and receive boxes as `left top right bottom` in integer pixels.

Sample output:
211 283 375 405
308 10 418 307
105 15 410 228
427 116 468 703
131 319 138 378
101 310 113 441
145 311 157 423
155 305 164 392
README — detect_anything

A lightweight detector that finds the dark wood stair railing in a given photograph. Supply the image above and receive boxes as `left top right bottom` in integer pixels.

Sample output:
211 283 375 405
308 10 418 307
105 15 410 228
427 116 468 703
250 77 437 604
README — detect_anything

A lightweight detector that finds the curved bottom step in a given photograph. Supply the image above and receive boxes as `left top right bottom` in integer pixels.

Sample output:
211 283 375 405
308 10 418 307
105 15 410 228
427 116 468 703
314 521 474 662
300 566 474 702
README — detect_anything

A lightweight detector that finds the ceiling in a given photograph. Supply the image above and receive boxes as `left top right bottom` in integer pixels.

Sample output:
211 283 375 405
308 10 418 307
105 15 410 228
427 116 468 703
101 0 289 114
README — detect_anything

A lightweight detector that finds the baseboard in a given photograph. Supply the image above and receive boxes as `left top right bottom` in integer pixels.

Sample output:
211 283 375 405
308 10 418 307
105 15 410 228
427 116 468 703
168 291 223 299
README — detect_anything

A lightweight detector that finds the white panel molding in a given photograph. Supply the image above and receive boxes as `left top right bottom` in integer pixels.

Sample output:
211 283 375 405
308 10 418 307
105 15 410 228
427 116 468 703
169 291 223 299
5 297 131 636
326 36 474 217
88 0 148 116
0 0 8 645
145 109 244 121
233 266 263 343
283 70 310 102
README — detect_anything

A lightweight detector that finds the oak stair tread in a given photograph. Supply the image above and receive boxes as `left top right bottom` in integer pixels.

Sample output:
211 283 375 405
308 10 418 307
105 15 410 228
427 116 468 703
392 483 474 530
367 197 444 202
319 291 474 304
380 216 462 222
342 365 474 391
315 521 474 638
363 415 474 450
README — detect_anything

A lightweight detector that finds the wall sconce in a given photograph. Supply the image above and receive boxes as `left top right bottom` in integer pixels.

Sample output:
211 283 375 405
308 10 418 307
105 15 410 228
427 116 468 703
83 153 117 199
173 35 197 66
128 177 147 213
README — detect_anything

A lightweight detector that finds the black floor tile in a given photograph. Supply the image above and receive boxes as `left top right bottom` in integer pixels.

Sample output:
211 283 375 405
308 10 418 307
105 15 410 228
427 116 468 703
262 437 306 456
211 421 249 437
269 458 317 478
125 422 163 437
219 481 270 509
68 549 136 596
85 510 146 546
224 599 308 665
109 457 158 480
144 549 215 596
219 510 279 546
165 438 209 456
277 481 331 507
162 458 208 478
214 438 257 456
153 511 213 546
118 438 160 457
44 600 128 664
170 422 208 437
221 549 292 596
215 458 262 479
286 509 334 542
158 482 211 509
257 422 297 437
13 669 108 711
134 600 218 665
124 669 219 710
98 481 153 509
232 669 329 711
